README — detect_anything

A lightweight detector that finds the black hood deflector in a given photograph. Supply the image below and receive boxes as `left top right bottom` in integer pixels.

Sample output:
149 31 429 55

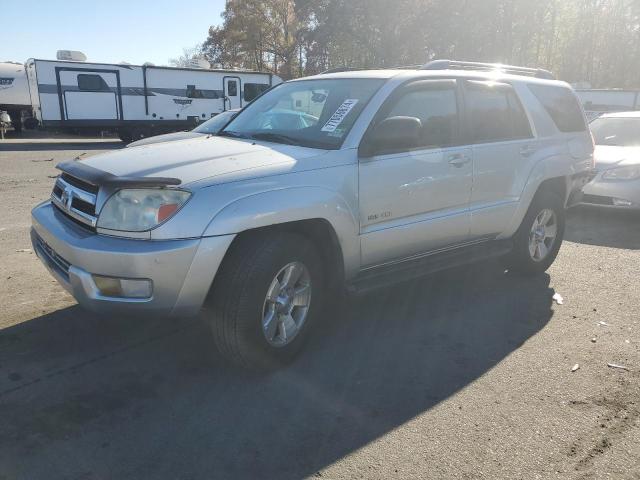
56 161 182 188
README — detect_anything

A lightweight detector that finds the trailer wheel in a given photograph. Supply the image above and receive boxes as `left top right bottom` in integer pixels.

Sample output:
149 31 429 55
9 110 22 133
130 127 148 142
23 117 39 130
118 129 133 144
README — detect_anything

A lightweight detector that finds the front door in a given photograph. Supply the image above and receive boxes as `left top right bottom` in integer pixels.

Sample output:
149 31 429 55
58 70 120 120
359 79 473 267
224 77 241 110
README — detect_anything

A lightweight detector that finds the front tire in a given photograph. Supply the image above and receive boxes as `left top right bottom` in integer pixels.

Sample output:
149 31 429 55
206 231 325 370
509 191 565 275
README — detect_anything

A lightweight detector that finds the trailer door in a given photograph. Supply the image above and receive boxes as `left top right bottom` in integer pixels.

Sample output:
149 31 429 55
57 69 121 120
224 76 242 110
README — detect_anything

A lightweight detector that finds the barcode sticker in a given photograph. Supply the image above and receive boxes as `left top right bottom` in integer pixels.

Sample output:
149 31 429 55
321 99 359 132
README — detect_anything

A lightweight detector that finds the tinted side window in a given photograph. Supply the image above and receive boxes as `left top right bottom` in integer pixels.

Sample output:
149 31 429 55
529 84 586 132
386 87 459 148
465 81 532 143
77 74 109 91
244 83 270 102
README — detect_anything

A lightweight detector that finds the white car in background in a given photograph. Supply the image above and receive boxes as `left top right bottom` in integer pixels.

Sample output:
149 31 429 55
582 112 640 209
128 109 240 147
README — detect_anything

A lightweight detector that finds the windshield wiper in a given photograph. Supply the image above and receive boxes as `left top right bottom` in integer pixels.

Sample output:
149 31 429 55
249 132 304 146
218 130 251 139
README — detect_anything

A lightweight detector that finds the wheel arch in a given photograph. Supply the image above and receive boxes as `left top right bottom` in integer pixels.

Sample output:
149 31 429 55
536 176 568 204
203 186 360 280
502 156 572 238
231 218 346 288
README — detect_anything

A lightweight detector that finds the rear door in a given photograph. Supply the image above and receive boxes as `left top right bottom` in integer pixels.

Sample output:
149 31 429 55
58 69 121 120
462 80 536 238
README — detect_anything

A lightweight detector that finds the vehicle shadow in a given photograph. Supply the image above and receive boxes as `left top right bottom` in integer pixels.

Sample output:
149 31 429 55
0 141 124 152
566 206 640 250
0 261 554 480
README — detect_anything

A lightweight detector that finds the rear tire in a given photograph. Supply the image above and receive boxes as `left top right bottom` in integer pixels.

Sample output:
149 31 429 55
206 231 325 370
509 191 565 275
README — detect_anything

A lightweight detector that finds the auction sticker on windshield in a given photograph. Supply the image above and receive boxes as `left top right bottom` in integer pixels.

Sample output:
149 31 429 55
321 99 359 132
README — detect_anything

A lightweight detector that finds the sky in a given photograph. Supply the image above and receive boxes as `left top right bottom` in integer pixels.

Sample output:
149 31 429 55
1 0 226 66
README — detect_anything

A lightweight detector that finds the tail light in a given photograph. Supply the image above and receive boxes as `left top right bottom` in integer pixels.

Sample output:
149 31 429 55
589 131 596 169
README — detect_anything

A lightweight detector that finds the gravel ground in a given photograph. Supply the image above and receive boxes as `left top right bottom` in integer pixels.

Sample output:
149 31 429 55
0 135 638 480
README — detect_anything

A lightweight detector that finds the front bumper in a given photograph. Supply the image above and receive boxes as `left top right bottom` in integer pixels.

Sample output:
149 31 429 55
580 173 640 209
31 201 235 317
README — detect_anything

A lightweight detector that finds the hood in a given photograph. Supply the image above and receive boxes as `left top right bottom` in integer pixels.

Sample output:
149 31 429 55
81 136 329 186
127 131 204 148
594 145 640 170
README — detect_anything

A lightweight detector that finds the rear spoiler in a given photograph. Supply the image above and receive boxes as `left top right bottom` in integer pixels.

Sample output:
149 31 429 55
56 161 181 188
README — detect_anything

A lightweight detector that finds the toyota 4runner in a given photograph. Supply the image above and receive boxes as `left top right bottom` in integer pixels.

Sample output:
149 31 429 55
31 61 594 369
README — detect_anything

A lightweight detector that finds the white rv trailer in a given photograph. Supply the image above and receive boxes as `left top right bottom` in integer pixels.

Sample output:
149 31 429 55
26 58 281 142
0 61 33 132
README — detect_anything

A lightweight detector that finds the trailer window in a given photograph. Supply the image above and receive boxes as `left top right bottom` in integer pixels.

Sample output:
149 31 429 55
227 80 238 97
244 83 270 102
77 74 109 92
186 85 204 99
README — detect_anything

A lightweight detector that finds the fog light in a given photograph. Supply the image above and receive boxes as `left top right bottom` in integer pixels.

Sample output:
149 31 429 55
93 275 153 299
612 198 633 207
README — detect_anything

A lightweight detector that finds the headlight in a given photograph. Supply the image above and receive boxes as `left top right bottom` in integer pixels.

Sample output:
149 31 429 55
602 165 640 180
97 189 191 232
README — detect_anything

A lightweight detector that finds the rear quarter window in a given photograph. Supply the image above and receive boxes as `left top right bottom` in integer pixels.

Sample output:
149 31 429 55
528 84 587 133
465 81 533 144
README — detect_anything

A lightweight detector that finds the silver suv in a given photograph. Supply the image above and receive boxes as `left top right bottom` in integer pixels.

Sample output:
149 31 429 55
31 61 593 369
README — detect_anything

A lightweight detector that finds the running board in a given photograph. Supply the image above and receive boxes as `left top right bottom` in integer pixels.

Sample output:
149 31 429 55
347 240 513 295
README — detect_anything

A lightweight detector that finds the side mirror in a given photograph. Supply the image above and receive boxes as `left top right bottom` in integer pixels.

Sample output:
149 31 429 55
361 116 422 157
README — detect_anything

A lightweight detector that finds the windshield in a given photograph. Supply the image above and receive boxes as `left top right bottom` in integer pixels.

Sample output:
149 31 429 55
590 117 640 147
220 78 385 149
193 110 238 134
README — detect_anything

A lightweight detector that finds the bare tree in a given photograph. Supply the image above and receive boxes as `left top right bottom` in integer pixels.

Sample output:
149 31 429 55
200 0 640 87
168 45 203 68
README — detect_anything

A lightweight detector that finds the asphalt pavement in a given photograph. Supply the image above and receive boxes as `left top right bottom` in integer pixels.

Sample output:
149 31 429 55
0 135 638 479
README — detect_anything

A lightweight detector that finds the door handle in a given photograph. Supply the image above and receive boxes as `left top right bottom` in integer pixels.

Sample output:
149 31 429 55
448 154 471 168
520 145 537 157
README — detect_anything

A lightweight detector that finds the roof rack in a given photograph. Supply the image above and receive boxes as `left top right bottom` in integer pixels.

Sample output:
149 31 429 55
320 67 366 74
422 59 555 80
320 64 424 75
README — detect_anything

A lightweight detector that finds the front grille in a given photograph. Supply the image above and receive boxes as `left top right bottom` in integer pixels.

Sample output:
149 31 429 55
61 173 99 194
582 194 614 206
34 233 71 280
51 175 98 230
71 196 95 216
